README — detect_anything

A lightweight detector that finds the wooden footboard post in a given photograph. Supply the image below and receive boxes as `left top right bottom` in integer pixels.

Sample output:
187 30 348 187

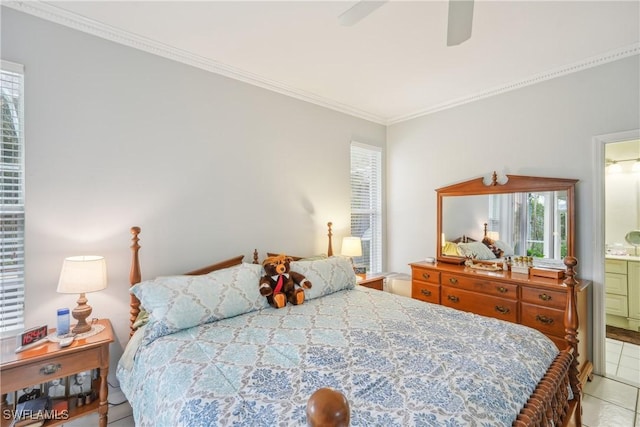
563 256 582 427
129 226 142 338
307 388 349 427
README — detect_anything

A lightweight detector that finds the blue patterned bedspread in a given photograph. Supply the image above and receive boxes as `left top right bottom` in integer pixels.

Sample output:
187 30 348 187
117 287 559 426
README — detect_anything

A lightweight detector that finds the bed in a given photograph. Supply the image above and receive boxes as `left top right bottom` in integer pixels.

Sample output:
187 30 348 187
117 224 583 426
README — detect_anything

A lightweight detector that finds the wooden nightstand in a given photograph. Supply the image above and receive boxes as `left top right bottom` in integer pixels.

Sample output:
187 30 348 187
357 274 385 291
1 319 114 427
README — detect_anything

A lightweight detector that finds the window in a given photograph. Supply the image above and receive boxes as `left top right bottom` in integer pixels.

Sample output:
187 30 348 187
1 61 25 335
350 142 382 273
502 191 569 258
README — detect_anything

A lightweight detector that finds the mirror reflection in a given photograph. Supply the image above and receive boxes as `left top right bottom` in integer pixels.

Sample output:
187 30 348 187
442 190 569 260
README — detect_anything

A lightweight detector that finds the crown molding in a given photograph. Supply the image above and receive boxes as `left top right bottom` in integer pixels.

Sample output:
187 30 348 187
5 1 639 127
388 43 640 125
4 1 387 125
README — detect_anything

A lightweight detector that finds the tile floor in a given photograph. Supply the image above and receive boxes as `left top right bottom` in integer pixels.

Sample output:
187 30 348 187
583 375 640 427
66 339 640 427
605 338 640 387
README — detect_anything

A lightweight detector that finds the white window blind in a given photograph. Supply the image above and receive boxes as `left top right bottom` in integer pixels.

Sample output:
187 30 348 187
1 61 25 335
350 142 382 273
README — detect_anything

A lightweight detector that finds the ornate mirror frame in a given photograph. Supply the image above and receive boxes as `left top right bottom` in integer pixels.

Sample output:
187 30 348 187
436 172 578 264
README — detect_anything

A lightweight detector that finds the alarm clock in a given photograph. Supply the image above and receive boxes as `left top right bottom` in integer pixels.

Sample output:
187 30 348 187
15 325 48 353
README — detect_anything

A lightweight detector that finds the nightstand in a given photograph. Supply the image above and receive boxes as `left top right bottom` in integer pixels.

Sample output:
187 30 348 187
1 319 114 427
357 274 385 291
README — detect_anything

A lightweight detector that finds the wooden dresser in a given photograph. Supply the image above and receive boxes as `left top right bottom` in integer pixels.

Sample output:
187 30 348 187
410 261 592 383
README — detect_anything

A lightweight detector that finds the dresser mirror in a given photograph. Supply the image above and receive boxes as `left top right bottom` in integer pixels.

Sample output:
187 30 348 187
437 172 577 263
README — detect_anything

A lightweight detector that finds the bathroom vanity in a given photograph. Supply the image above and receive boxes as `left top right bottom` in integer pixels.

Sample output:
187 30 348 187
605 255 640 332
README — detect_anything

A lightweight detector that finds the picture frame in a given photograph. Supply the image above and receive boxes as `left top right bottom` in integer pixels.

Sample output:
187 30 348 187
16 384 43 404
67 370 92 397
44 377 67 398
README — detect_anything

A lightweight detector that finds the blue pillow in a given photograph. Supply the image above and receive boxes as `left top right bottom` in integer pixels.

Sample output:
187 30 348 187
131 262 266 344
290 256 357 300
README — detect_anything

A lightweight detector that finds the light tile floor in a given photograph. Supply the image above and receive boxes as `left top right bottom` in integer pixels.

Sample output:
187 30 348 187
583 375 640 427
606 338 640 387
67 340 640 427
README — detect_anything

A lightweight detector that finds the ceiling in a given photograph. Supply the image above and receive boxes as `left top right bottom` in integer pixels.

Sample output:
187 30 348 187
9 0 640 124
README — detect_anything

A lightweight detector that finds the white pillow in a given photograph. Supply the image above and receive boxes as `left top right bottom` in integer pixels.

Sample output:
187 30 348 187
457 242 497 260
131 262 266 344
290 256 357 300
493 240 515 256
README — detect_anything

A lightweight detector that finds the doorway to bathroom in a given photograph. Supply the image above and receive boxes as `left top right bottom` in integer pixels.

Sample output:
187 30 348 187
598 133 640 388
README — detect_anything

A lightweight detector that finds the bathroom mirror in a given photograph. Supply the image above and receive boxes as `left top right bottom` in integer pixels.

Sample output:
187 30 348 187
437 172 578 263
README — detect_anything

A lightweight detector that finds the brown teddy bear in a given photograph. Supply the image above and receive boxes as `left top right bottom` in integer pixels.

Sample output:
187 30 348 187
482 236 504 258
259 254 312 308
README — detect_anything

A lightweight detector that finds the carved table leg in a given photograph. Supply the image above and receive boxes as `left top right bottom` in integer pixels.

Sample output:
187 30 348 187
98 367 109 427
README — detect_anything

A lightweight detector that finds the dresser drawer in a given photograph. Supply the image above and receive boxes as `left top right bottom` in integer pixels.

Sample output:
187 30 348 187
605 293 629 317
441 287 517 322
412 267 440 284
521 287 566 310
605 259 627 275
1 346 103 391
441 273 517 299
521 303 564 336
412 281 440 304
605 272 628 295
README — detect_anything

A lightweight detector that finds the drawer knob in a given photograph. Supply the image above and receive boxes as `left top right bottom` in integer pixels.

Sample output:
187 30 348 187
536 315 554 325
495 305 510 314
448 278 458 285
447 295 459 303
422 273 430 280
538 294 552 301
497 286 507 293
420 289 432 297
40 363 62 376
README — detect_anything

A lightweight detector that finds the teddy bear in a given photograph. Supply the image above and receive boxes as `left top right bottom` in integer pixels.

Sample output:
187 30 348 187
482 236 504 258
259 254 312 309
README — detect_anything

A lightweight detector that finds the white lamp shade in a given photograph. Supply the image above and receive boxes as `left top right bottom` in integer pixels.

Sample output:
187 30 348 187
57 256 108 294
341 237 362 257
487 231 500 241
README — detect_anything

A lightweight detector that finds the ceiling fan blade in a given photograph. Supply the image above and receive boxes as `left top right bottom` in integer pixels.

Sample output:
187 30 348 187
447 0 474 46
339 1 387 26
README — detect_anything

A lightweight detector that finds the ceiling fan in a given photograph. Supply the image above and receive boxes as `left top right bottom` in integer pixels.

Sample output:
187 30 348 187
339 0 475 46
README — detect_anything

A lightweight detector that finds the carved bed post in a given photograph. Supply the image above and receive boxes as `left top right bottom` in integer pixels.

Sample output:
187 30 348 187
327 222 333 257
563 256 582 426
129 226 142 338
306 387 349 427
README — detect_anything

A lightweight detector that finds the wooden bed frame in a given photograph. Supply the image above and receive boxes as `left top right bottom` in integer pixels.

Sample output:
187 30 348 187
126 223 582 427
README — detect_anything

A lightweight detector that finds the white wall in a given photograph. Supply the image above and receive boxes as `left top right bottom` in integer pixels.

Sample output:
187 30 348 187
0 8 386 351
605 155 640 253
387 55 640 276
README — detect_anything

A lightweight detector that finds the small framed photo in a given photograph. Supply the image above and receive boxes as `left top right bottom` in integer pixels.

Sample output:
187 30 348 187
68 370 92 396
16 384 43 404
45 377 67 398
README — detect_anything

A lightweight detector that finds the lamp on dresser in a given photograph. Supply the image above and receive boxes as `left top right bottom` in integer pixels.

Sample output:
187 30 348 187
57 255 107 334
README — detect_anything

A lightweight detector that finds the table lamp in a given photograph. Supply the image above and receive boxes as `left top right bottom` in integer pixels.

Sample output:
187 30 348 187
341 236 362 271
57 255 107 334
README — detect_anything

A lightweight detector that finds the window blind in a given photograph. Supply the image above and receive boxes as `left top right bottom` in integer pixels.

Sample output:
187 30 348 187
1 61 25 335
350 142 382 273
